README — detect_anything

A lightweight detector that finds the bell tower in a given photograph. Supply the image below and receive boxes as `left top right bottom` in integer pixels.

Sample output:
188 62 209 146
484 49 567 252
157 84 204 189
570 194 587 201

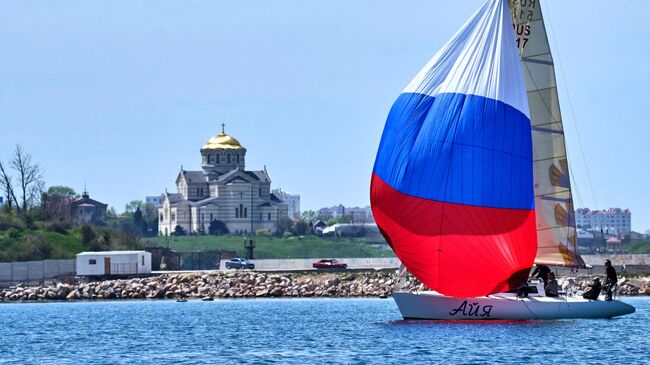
200 124 247 177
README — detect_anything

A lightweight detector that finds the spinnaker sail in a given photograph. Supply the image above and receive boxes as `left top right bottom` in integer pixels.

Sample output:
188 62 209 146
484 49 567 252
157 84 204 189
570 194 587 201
371 0 537 298
508 0 585 268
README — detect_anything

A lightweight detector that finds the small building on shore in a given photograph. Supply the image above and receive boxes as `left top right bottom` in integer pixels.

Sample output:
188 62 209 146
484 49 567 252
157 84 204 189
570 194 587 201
76 251 152 276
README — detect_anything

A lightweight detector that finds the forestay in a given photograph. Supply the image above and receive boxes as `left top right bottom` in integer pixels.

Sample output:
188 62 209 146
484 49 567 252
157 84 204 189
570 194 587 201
508 0 585 268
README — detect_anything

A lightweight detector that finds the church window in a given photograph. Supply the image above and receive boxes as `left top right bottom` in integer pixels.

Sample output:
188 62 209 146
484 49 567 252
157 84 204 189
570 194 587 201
216 154 220 163
240 204 244 219
235 208 239 218
268 213 271 221
258 188 261 197
171 213 176 221
159 214 163 221
207 155 211 164
244 208 247 218
196 188 200 196
210 213 213 221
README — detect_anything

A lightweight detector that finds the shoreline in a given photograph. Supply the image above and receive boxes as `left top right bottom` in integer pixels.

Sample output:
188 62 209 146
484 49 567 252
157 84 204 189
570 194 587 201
1 271 649 302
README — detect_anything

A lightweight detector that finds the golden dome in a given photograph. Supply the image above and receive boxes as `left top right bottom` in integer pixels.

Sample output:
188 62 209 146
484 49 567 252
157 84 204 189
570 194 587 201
201 124 245 150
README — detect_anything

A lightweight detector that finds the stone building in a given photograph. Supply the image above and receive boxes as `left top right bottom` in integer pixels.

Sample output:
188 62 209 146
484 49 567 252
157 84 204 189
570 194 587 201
575 208 632 236
158 125 288 236
67 191 108 225
272 188 300 219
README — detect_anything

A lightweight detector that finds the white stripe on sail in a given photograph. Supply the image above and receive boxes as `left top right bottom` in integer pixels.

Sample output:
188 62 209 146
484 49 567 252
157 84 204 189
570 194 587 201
403 0 529 118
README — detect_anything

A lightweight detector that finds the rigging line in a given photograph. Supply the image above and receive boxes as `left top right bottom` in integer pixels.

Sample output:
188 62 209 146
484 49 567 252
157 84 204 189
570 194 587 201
543 0 598 210
570 161 586 211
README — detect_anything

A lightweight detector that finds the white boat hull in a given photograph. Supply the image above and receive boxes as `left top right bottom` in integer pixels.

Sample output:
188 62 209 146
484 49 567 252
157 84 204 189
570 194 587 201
393 291 635 320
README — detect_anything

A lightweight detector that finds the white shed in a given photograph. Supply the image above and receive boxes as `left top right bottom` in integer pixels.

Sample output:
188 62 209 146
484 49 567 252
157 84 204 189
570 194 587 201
76 251 152 276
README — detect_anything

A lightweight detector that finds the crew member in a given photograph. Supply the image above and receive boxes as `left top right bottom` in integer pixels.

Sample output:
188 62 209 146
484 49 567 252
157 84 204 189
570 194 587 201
531 264 551 285
604 259 618 301
582 277 602 300
545 272 559 297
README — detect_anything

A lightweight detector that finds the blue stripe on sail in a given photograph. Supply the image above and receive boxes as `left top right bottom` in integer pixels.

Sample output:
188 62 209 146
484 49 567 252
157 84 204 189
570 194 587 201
373 92 534 210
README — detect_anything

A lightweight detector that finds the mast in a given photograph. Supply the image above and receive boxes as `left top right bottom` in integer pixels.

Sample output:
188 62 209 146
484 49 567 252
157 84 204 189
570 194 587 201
508 0 585 267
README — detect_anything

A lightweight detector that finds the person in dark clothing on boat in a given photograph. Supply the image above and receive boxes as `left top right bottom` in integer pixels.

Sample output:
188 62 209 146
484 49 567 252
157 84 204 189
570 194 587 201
545 272 559 297
531 264 551 285
604 259 618 301
582 277 602 300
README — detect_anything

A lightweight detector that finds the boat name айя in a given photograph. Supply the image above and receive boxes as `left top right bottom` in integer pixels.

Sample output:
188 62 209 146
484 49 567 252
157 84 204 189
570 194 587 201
448 301 494 318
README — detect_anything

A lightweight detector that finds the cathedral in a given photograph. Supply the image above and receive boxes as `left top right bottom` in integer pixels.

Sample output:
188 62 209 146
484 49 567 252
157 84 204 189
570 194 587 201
158 125 288 236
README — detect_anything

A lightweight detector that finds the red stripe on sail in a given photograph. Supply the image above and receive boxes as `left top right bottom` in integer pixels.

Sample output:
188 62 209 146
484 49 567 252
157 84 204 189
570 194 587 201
371 173 537 298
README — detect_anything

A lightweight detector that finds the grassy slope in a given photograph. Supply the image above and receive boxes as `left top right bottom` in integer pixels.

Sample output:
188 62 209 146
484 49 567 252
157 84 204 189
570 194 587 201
628 240 650 254
146 235 395 259
0 224 394 261
0 229 86 261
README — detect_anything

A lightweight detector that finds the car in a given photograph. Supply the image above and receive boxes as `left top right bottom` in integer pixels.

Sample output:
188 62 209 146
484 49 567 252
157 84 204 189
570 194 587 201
225 258 255 270
312 259 348 270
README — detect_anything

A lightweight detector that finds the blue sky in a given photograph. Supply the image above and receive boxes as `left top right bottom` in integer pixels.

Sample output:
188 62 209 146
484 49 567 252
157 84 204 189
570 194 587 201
1 1 648 231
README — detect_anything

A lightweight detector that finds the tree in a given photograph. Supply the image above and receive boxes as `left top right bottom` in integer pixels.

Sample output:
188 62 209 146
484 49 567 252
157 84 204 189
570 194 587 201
293 220 309 236
140 203 159 237
174 225 187 236
0 161 17 211
42 185 78 222
79 224 96 245
276 217 293 236
11 145 45 215
208 220 229 235
106 207 118 219
133 206 145 233
124 200 144 215
46 186 78 199
0 145 44 215
337 215 353 224
301 210 317 223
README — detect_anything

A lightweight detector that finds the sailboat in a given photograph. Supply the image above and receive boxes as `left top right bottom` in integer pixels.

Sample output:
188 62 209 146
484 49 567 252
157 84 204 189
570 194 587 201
370 0 635 320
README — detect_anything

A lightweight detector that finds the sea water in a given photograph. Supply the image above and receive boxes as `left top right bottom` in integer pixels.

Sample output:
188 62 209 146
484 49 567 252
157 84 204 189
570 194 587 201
0 297 647 364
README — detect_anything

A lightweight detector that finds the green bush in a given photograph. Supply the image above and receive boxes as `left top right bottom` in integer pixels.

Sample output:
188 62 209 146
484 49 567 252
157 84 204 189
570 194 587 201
44 221 69 234
79 224 96 245
5 227 21 240
208 220 229 235
0 212 26 231
21 235 54 261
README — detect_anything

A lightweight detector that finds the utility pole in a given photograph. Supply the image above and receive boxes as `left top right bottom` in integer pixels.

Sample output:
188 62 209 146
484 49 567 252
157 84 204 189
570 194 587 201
245 184 255 260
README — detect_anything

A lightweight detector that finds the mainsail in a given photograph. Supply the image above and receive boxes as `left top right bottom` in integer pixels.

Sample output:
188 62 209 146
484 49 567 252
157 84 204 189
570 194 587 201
371 0 536 298
508 0 585 267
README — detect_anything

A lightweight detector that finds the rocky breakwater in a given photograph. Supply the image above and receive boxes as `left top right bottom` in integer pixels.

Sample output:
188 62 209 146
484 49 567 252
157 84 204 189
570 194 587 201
0 271 406 302
2 273 649 303
560 276 650 296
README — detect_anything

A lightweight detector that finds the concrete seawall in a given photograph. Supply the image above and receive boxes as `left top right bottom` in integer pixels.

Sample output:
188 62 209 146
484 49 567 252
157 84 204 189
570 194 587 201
221 257 402 271
224 255 650 272
0 260 75 287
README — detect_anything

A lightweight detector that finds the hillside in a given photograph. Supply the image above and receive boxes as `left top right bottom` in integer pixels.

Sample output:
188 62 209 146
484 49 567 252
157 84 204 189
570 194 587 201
0 228 86 262
628 240 650 254
146 235 394 259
